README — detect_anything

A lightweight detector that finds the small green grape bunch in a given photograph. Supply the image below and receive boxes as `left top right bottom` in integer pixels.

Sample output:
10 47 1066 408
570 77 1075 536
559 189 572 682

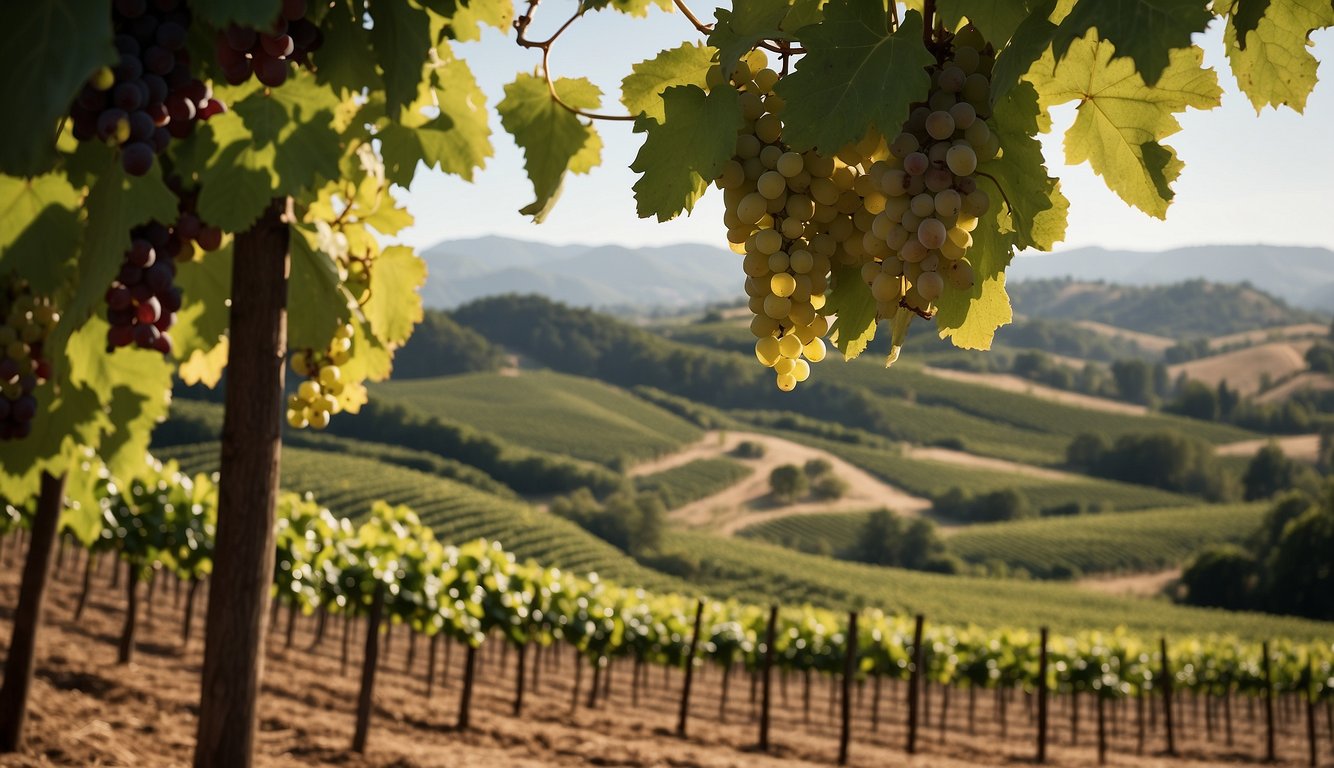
0 278 59 440
286 322 353 430
343 254 372 306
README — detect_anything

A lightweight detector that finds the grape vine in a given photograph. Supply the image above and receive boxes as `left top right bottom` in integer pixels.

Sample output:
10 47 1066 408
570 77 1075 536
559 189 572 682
215 0 323 88
0 279 57 441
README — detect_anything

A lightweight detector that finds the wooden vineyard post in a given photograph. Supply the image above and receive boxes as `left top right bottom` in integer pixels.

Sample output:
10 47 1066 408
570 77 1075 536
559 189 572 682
117 563 141 664
458 643 478 730
182 578 201 645
73 554 94 621
759 605 778 751
908 614 925 755
0 472 67 753
514 643 527 717
426 634 439 699
677 598 705 738
872 675 883 732
1097 694 1108 765
340 612 351 676
1160 638 1175 756
351 582 385 753
1263 640 1276 763
719 663 732 722
571 654 583 714
194 197 291 768
1306 660 1317 768
1038 627 1049 764
838 611 858 766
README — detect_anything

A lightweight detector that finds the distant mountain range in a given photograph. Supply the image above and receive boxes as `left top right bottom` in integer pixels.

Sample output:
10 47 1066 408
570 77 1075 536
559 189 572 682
1008 245 1334 311
418 237 1334 312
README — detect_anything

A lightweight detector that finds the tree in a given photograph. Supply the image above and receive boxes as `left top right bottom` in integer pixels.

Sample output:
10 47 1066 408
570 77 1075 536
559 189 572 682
1179 545 1256 610
1065 432 1108 470
853 509 905 566
1242 443 1303 501
1111 360 1154 405
4 0 1331 762
1168 379 1220 420
1259 502 1334 620
769 465 808 502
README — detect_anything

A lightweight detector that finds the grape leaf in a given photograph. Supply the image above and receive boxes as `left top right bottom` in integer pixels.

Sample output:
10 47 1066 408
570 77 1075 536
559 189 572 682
775 7 935 153
448 0 515 41
0 173 81 294
380 48 492 186
978 82 1067 250
367 0 434 119
1028 35 1220 219
622 43 717 122
989 0 1057 103
1228 0 1271 46
822 266 877 359
630 85 742 222
288 227 351 352
582 0 673 16
364 246 427 346
0 382 102 502
315 1 381 94
192 0 281 28
709 0 791 77
937 0 1036 43
497 74 604 222
0 0 115 176
174 248 233 387
1050 0 1211 86
933 215 1014 349
1224 0 1334 112
179 339 230 388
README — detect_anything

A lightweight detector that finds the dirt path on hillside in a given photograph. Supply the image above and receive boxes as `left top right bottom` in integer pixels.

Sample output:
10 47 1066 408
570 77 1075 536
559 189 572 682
1076 569 1181 599
900 445 1073 481
1217 434 1321 462
639 431 931 533
921 367 1149 416
0 550 1322 768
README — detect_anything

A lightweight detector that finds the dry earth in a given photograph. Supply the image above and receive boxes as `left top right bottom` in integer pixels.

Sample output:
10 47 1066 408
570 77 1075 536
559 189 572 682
1167 341 1316 396
1255 373 1334 405
1216 435 1322 463
1076 570 1182 600
921 367 1149 416
1 550 1330 768
1208 324 1329 351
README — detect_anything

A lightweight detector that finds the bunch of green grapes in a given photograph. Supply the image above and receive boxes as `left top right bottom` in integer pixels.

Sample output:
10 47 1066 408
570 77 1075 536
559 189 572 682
862 25 994 358
0 278 59 440
712 50 834 392
286 322 353 430
343 255 371 305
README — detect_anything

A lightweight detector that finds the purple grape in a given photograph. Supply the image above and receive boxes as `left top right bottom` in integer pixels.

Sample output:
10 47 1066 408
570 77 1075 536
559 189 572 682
121 141 155 175
128 110 155 141
156 21 187 50
225 25 257 51
106 285 133 310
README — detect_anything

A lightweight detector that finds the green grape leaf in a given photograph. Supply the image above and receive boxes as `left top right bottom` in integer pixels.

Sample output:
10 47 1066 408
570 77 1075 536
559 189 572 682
1028 35 1220 219
1228 0 1271 46
990 0 1057 103
448 0 515 41
582 0 673 16
58 163 176 352
630 85 742 222
823 266 877 359
67 316 174 480
497 74 604 222
363 246 427 346
198 78 341 231
367 0 434 119
288 227 351 352
978 81 1067 250
315 1 381 94
621 43 717 122
173 248 234 387
775 7 935 153
192 0 281 28
0 173 82 294
1050 0 1212 86
709 0 790 77
934 202 1015 349
0 0 115 176
1224 0 1334 112
380 48 492 186
937 0 1035 43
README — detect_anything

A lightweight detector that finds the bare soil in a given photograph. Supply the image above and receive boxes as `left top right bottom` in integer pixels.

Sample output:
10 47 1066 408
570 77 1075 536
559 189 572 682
1254 373 1334 405
1 550 1332 767
1216 435 1322 463
1167 342 1316 397
1207 324 1329 351
1076 570 1182 599
920 367 1149 416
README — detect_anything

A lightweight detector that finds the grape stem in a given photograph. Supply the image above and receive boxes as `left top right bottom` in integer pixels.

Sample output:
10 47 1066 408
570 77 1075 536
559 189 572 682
974 171 1017 219
922 0 936 45
515 0 637 122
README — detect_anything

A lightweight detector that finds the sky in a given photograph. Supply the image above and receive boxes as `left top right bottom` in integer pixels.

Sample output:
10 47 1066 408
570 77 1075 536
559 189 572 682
396 8 1334 253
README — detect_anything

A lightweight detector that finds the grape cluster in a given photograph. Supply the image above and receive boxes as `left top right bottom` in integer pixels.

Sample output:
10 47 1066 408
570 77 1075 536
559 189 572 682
105 180 223 356
286 322 353 430
862 26 993 335
713 51 833 392
68 0 224 176
0 279 59 441
216 0 323 87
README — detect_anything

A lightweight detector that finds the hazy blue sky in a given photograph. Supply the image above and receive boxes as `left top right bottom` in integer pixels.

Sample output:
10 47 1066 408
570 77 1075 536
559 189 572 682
397 8 1334 253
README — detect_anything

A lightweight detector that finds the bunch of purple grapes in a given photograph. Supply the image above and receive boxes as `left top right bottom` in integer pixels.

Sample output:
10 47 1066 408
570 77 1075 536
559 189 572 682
216 0 323 87
0 279 59 441
105 180 223 356
68 0 225 176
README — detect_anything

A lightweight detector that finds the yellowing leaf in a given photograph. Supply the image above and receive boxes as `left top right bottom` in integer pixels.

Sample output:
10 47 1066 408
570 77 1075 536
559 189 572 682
1050 0 1211 86
630 85 742 222
364 246 427 346
1224 0 1334 112
621 43 717 122
979 82 1067 250
775 6 935 153
381 46 493 186
0 172 81 294
1028 35 1220 218
823 266 877 360
498 74 603 222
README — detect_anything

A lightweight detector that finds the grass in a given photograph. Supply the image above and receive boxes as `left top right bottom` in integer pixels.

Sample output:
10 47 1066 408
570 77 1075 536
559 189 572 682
159 443 681 591
735 511 871 557
944 502 1270 577
667 530 1334 642
633 457 753 510
374 371 702 467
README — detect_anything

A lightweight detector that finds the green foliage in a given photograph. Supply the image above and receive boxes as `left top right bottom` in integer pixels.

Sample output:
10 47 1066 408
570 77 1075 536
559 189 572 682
631 86 743 221
850 509 954 572
933 486 1034 523
1242 442 1318 501
1223 0 1334 112
497 74 603 221
768 463 808 501
622 44 718 122
633 458 753 510
1067 430 1239 501
1180 544 1257 609
390 310 508 379
550 487 666 557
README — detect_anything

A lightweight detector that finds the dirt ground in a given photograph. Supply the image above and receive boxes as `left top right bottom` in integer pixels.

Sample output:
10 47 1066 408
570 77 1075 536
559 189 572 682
1216 435 1321 463
1 551 1331 768
920 368 1149 417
